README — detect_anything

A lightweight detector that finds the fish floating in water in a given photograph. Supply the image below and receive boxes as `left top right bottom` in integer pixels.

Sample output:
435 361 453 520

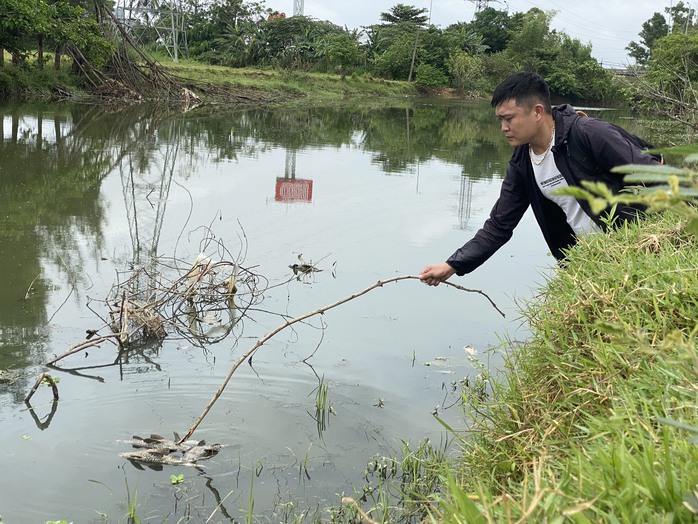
119 433 222 470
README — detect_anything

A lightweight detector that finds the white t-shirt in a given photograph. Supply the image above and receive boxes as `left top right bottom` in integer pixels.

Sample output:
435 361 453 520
529 148 601 236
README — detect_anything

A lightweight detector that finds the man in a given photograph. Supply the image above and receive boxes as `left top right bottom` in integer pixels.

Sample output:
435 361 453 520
419 71 661 286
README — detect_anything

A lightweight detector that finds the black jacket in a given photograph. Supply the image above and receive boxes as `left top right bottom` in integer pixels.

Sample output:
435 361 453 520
447 104 661 274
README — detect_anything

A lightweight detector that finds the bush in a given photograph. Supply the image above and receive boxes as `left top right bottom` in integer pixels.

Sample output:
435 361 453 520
414 63 448 87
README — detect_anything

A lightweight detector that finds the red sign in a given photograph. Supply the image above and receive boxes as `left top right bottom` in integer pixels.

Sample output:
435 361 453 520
275 178 313 203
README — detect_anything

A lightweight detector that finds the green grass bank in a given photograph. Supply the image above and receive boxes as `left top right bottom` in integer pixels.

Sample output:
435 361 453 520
164 59 419 104
429 210 698 522
0 54 419 104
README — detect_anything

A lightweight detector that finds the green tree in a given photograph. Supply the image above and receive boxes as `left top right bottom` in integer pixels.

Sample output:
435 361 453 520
503 8 616 101
414 63 448 87
667 1 697 33
257 16 346 68
0 0 109 68
627 12 669 65
51 1 111 67
643 31 698 129
504 8 555 72
0 0 52 64
319 33 361 77
372 31 417 79
464 7 523 54
442 23 488 55
379 4 429 27
187 0 265 62
447 51 484 91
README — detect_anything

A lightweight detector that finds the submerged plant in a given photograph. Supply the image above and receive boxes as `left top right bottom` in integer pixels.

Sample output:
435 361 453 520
308 375 334 439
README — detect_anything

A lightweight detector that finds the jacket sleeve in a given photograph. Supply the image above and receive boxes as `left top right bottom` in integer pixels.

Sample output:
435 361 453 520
446 165 530 275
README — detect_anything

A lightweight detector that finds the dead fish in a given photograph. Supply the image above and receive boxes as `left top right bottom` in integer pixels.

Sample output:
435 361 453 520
120 448 200 470
122 433 203 451
119 432 222 469
183 443 222 462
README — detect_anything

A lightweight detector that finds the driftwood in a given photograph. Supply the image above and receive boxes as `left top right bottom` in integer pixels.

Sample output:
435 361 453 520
24 372 59 403
177 275 504 443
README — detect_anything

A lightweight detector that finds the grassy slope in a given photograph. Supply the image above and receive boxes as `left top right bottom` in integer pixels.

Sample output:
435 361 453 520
433 211 698 522
163 59 418 104
0 52 418 103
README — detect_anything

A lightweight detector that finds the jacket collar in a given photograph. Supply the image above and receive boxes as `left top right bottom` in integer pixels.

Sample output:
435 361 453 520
552 104 578 146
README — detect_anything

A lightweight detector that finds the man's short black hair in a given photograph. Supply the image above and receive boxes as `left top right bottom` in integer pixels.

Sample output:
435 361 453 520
491 72 552 114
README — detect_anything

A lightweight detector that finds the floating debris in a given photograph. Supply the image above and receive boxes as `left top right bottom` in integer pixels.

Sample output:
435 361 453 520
119 433 222 469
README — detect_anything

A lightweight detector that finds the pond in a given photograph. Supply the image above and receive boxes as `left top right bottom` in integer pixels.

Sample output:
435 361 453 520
0 98 660 523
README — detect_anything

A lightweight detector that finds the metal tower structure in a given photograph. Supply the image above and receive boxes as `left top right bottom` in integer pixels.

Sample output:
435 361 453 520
466 0 492 11
466 0 509 13
114 0 189 61
293 0 304 16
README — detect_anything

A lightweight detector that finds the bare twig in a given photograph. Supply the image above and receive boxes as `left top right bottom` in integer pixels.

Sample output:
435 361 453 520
24 372 59 403
24 273 41 300
119 290 129 347
46 333 121 365
178 275 503 443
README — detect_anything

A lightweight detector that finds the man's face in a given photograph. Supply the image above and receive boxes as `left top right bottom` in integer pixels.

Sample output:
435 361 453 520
495 98 539 148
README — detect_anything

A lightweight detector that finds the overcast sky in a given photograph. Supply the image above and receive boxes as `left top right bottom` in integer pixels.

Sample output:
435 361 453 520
263 0 672 68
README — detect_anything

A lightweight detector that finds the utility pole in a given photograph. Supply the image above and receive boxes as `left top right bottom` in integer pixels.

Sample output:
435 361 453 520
293 0 304 16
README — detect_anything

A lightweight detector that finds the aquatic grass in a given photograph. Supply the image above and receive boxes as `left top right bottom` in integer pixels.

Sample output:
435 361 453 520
125 488 142 524
343 438 453 522
431 210 698 521
308 376 333 439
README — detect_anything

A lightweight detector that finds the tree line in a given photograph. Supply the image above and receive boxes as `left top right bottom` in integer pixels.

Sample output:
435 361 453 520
0 0 697 110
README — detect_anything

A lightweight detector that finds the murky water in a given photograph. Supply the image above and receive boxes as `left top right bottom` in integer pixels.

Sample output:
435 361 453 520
0 99 658 522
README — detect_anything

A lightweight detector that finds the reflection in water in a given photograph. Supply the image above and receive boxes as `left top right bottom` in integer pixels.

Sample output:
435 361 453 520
458 176 475 229
25 398 59 430
275 149 314 203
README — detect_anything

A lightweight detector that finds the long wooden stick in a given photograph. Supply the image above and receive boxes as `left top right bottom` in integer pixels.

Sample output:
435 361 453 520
177 275 504 443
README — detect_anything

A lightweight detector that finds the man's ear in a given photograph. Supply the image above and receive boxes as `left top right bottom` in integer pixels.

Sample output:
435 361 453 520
533 103 546 120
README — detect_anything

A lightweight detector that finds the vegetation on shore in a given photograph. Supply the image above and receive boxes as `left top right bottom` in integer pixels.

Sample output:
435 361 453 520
164 58 418 104
0 49 419 105
429 206 697 522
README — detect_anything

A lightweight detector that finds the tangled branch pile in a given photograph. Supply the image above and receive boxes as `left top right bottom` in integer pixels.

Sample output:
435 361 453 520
102 252 263 348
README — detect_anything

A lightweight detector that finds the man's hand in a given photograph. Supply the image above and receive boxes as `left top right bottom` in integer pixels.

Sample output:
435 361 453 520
419 263 456 286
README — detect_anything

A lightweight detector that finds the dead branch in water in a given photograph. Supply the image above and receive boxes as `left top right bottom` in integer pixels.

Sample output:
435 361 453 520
178 275 504 443
24 372 59 403
46 333 122 366
47 228 266 366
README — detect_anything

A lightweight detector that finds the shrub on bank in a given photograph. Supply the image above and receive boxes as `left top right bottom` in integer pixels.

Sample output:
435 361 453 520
433 209 698 521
